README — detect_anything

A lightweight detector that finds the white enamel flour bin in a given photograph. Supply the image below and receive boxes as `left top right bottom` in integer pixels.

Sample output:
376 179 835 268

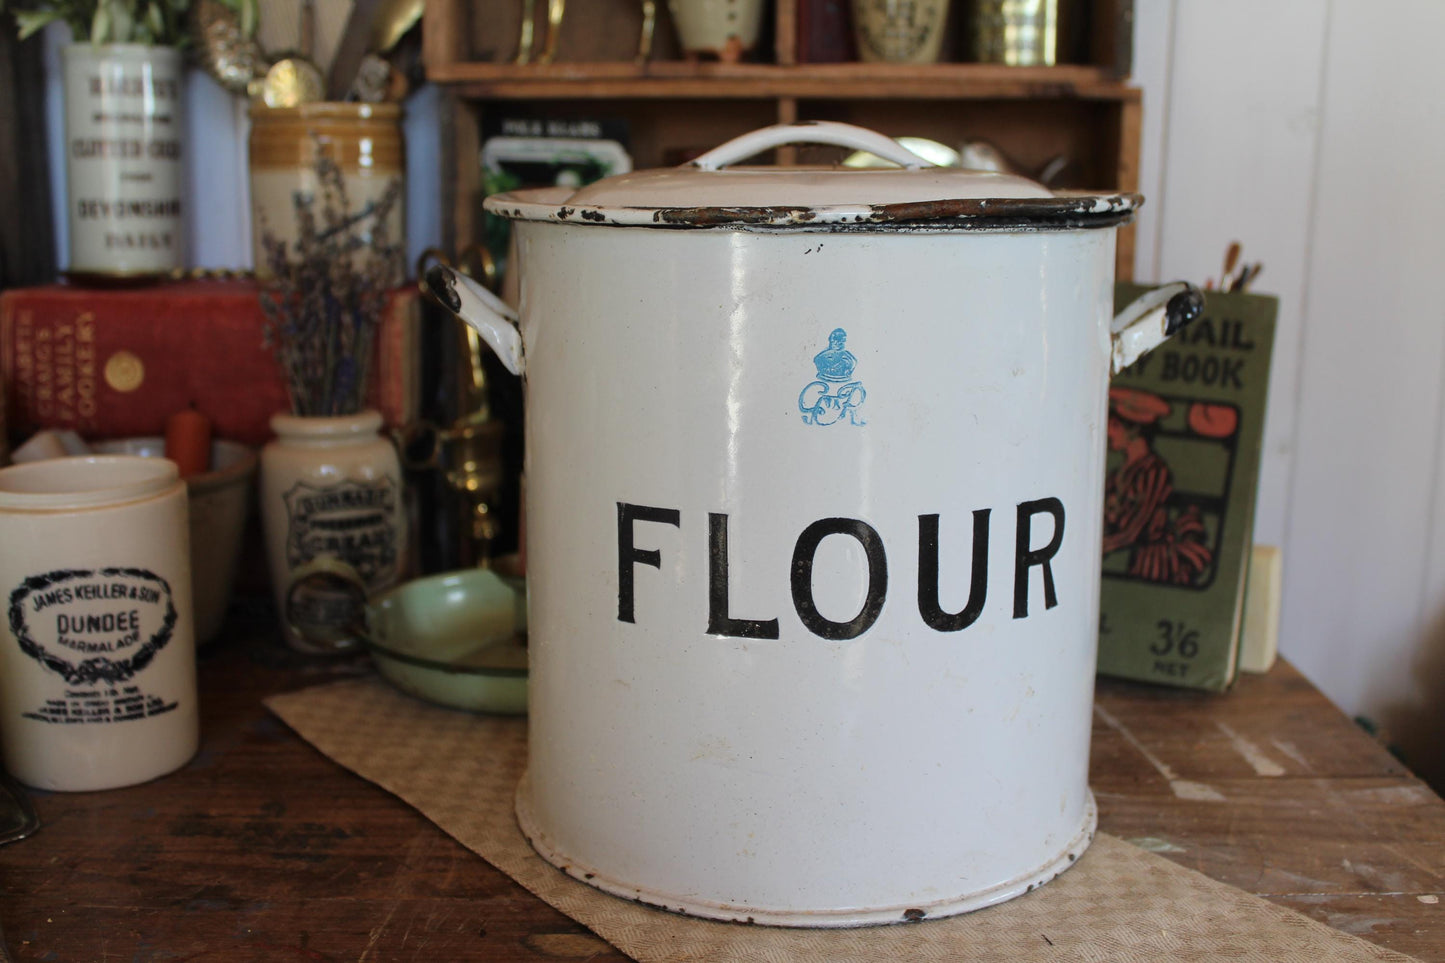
427 123 1200 926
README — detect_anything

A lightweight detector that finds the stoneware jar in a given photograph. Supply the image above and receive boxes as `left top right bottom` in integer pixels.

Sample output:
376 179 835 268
260 410 406 654
93 437 260 645
426 121 1200 926
852 0 950 63
248 102 405 282
0 456 198 791
667 0 766 61
61 44 186 278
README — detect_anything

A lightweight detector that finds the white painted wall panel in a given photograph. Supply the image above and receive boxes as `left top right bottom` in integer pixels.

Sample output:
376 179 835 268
1135 0 1445 771
1419 295 1445 786
1284 0 1445 721
1129 0 1174 284
1145 0 1328 553
42 24 66 266
184 75 252 269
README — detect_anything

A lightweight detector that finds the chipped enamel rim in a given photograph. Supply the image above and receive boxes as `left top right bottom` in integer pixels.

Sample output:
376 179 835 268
483 186 1142 231
515 770 1098 928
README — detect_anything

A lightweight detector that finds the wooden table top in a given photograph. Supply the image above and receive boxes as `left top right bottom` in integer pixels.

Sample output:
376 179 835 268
2 606 1443 962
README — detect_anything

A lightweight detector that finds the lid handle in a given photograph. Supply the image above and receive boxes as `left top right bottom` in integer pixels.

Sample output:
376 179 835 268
690 121 933 172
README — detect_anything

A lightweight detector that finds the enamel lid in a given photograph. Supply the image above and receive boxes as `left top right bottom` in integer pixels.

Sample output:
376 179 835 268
482 121 1140 230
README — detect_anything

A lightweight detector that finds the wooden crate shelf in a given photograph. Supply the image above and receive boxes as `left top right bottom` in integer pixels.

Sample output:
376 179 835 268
422 0 1141 278
426 61 1136 102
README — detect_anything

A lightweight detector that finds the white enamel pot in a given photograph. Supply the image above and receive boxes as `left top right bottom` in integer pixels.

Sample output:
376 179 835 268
424 122 1201 927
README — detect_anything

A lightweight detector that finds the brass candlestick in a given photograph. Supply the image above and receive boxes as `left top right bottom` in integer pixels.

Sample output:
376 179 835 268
410 245 511 569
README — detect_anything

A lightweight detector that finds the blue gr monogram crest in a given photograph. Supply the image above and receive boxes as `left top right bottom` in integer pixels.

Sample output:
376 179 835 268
799 328 866 426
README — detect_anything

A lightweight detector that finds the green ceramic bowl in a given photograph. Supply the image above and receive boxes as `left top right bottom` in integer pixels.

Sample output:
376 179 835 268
363 569 528 714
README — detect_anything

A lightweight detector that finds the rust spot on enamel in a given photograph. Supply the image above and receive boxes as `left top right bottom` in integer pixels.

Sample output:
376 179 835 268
653 205 820 226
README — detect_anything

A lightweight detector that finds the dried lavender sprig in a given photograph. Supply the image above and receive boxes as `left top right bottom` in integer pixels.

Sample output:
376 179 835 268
259 139 403 417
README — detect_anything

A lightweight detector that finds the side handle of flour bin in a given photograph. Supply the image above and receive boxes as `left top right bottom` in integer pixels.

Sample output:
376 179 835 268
421 263 526 377
1110 281 1204 375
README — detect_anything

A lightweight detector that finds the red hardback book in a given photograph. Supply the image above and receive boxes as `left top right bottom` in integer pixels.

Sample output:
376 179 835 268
0 280 419 447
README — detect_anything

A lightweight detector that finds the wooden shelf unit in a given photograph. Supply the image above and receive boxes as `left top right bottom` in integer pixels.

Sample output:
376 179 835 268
426 62 1130 99
422 0 1141 277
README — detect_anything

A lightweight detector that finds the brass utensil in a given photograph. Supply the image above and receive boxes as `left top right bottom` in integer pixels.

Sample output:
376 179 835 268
515 0 564 64
327 0 387 99
299 0 315 60
191 0 266 95
515 0 536 63
369 0 423 52
258 56 325 107
637 0 656 64
413 246 509 568
348 51 393 101
444 419 507 565
537 0 565 63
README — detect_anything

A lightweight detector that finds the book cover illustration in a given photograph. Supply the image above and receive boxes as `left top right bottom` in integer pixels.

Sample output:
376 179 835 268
1102 386 1235 589
1097 285 1278 691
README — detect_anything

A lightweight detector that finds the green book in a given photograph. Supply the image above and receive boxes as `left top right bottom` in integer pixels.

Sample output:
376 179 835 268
1096 285 1278 691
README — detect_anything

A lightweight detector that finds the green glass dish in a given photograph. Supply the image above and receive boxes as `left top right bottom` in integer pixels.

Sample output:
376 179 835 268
363 569 528 715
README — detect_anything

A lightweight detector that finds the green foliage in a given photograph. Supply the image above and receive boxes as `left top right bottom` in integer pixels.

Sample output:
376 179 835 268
0 0 217 45
215 0 255 37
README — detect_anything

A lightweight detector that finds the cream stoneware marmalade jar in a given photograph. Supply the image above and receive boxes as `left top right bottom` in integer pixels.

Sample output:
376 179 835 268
424 122 1201 927
0 456 198 791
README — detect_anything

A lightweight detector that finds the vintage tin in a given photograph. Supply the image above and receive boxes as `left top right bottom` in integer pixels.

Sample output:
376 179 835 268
61 44 186 278
971 0 1060 66
429 122 1196 926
